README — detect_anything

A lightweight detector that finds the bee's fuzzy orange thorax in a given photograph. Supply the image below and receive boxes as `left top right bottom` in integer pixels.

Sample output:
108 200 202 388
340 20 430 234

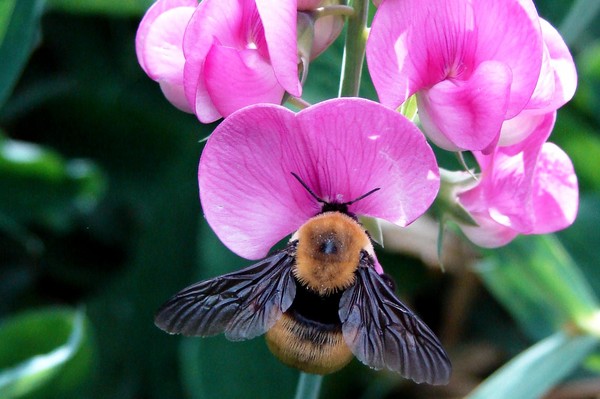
293 212 371 295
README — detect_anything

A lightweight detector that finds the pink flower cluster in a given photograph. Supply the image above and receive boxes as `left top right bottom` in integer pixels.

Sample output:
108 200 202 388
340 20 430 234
366 0 578 247
136 0 579 252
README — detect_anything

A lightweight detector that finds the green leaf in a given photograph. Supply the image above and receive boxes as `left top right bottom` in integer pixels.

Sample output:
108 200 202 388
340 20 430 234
559 0 600 47
0 1 16 45
0 308 93 399
46 0 154 16
466 331 598 399
477 234 599 341
0 0 44 109
0 134 106 231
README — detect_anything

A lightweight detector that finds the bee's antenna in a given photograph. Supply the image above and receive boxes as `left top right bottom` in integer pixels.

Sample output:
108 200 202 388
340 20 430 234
344 187 381 206
291 172 326 204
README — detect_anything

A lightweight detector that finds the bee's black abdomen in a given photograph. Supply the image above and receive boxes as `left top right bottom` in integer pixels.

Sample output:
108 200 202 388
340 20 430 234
289 280 343 328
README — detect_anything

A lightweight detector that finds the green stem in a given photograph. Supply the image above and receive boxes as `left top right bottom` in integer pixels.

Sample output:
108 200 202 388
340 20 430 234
338 0 369 97
293 372 323 399
287 96 312 110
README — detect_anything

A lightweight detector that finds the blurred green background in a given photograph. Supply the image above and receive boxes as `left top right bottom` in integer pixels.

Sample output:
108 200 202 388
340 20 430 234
0 0 599 398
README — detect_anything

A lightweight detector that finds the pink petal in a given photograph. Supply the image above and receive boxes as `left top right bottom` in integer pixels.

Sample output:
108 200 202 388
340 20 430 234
311 9 344 59
256 0 301 96
417 61 512 151
458 111 576 244
199 98 439 259
476 125 550 233
499 109 555 147
203 46 285 117
459 212 519 248
182 0 243 122
367 0 543 121
159 80 193 112
525 18 577 112
472 0 543 118
135 0 197 74
528 143 578 233
141 7 196 112
293 98 440 226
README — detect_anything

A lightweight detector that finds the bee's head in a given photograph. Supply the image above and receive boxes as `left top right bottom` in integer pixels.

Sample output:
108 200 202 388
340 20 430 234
290 173 379 296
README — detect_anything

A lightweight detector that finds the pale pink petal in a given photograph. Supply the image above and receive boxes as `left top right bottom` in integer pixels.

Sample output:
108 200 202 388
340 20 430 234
311 11 344 59
141 7 196 113
135 0 197 74
476 123 550 233
459 212 519 248
159 80 192 112
204 46 285 117
525 19 577 112
256 0 302 96
182 0 243 122
528 143 578 233
499 110 553 147
199 98 439 259
141 8 192 81
417 61 512 151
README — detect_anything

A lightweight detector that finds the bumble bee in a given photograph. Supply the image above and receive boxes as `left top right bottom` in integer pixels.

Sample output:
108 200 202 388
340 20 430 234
154 174 451 384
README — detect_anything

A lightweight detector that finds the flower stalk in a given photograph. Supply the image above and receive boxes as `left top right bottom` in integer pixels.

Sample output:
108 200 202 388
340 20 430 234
338 0 369 97
294 372 323 399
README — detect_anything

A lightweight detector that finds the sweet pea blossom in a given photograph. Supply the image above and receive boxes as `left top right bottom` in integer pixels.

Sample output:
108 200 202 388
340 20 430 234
456 112 578 248
198 98 440 260
366 0 544 152
137 0 302 123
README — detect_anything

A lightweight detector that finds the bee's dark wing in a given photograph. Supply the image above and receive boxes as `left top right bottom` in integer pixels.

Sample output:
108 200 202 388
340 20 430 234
154 250 296 341
339 263 451 385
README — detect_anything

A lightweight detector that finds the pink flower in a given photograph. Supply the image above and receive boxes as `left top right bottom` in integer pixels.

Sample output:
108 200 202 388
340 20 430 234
198 98 440 260
137 0 302 123
456 112 578 248
366 0 544 151
135 0 197 113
